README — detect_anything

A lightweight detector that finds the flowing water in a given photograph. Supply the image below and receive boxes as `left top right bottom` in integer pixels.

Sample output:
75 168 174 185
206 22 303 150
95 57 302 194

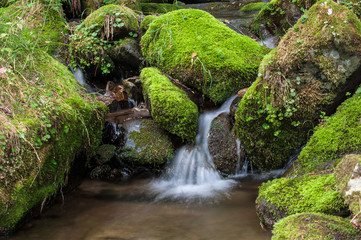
149 96 237 202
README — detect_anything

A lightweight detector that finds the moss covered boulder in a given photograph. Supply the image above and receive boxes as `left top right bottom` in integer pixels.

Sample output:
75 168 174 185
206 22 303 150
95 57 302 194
235 1 361 171
70 4 139 75
240 2 267 12
334 154 361 229
81 0 141 17
140 14 157 35
140 3 183 14
140 67 198 142
0 2 107 232
141 9 270 104
117 119 174 165
272 212 360 239
293 91 361 175
256 174 348 229
249 0 317 38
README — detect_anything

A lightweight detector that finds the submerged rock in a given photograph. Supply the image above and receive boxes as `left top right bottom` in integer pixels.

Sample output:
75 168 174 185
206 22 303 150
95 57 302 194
235 1 361 171
272 212 360 240
117 119 174 165
208 113 239 176
335 154 361 229
256 174 348 229
141 9 270 104
140 67 199 142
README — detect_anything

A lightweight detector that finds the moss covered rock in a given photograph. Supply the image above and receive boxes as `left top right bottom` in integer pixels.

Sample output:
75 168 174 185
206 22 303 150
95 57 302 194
109 38 143 70
240 2 267 12
70 4 139 75
140 14 157 35
117 119 174 165
81 0 141 17
249 0 317 38
272 212 360 239
334 154 361 229
235 1 361 171
293 92 361 175
140 67 198 142
256 174 348 229
141 9 270 104
140 3 183 14
0 2 107 232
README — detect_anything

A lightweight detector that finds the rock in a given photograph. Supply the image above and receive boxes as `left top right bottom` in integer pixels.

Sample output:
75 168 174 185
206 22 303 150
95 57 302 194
272 212 360 240
102 121 126 146
140 15 157 35
80 0 141 17
105 105 151 124
140 9 270 104
140 3 184 15
235 1 361 171
94 144 116 165
256 174 348 229
70 5 139 76
122 79 143 103
89 165 112 179
249 0 317 38
117 119 174 165
240 2 267 12
335 154 361 229
208 113 239 176
293 91 361 175
110 38 144 70
105 81 128 102
140 67 199 142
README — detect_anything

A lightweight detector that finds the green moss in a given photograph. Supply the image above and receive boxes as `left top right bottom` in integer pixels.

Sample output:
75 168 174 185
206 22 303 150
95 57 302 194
340 0 361 19
81 0 141 17
250 0 317 38
70 4 139 75
141 9 270 104
240 2 267 12
140 67 198 142
256 174 348 228
118 119 174 165
140 14 157 35
272 212 360 239
294 93 361 175
141 3 183 14
235 1 361 171
0 1 107 229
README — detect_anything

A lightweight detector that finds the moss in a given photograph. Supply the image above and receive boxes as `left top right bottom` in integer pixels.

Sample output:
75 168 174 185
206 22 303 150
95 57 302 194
0 1 107 229
293 93 361 175
118 119 174 165
140 14 157 35
256 174 348 228
140 67 198 142
272 212 360 239
249 0 317 38
235 1 361 171
240 2 267 12
140 9 270 104
140 3 183 14
70 4 139 75
340 0 361 19
81 0 141 17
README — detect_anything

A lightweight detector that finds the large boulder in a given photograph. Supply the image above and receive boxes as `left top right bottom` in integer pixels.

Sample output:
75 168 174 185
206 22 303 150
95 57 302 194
293 91 361 175
117 119 174 165
272 212 360 240
249 0 317 38
0 2 107 233
256 174 348 229
69 4 139 75
141 9 270 104
335 154 361 229
235 1 361 171
140 67 198 142
80 0 141 17
140 3 184 15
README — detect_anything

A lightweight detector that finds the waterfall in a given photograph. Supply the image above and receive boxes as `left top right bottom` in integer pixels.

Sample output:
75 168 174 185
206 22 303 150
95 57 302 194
150 95 237 201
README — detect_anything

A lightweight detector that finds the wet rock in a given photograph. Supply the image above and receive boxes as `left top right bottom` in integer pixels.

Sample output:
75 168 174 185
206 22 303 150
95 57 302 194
235 1 361 171
117 119 174 165
122 79 143 104
208 113 239 176
110 38 144 70
94 144 117 165
102 121 126 147
106 81 128 102
229 88 248 118
106 105 151 124
335 154 361 229
89 165 112 179
256 174 348 229
272 212 360 239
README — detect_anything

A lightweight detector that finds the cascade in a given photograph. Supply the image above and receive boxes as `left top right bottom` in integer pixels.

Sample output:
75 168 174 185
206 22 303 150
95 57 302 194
150 95 238 201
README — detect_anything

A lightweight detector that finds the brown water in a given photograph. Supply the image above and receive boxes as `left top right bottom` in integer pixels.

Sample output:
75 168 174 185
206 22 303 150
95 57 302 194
10 179 271 240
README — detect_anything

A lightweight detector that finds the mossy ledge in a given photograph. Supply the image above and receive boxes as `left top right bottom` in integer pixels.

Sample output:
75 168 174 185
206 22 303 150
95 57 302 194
256 174 348 229
140 9 270 104
235 1 361 171
0 1 107 232
140 67 198 142
272 212 360 239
